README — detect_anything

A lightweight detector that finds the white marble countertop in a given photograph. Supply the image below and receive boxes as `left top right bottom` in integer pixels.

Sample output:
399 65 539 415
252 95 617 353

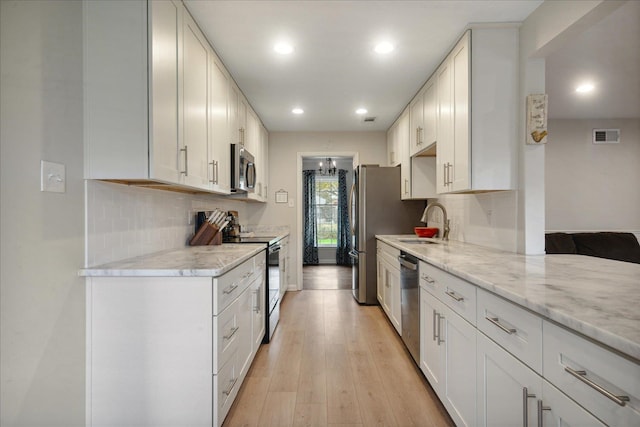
377 235 640 362
79 244 265 277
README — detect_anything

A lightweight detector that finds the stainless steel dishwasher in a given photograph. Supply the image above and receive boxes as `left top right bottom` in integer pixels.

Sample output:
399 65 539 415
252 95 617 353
398 251 420 363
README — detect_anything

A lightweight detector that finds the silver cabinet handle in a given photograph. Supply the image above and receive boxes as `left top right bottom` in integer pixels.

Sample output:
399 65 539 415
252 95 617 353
485 316 516 334
180 145 188 175
445 290 464 302
437 314 445 345
421 274 435 284
564 366 630 406
404 179 409 195
432 309 438 341
252 290 260 313
214 160 219 184
523 387 536 427
416 127 420 146
223 283 238 295
209 161 216 183
222 377 238 396
419 127 423 145
223 326 239 340
443 164 447 185
537 400 550 427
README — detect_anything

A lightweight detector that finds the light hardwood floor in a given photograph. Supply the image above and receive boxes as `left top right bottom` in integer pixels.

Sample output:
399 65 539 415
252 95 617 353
303 265 352 290
223 290 454 427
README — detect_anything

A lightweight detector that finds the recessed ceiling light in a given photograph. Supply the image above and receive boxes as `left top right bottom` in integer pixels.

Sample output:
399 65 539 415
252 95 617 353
374 42 394 54
576 83 594 93
292 108 304 115
274 43 294 55
356 108 368 115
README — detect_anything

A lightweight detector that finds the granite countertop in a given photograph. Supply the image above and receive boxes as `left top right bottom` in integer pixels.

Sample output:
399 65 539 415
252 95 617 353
377 235 640 362
79 244 265 277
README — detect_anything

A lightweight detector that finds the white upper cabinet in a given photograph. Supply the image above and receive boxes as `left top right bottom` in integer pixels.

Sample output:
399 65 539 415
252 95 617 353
386 121 400 167
422 76 437 149
437 28 518 194
84 0 266 198
182 11 210 189
409 91 425 156
208 56 231 194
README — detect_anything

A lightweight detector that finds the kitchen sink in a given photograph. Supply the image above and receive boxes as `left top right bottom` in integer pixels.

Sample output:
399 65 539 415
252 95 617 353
397 238 440 245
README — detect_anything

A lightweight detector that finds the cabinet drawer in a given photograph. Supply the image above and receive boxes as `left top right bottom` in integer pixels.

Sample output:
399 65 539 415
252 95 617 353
214 352 240 427
213 297 240 374
419 261 476 325
213 256 255 315
543 321 640 426
477 289 542 373
378 241 400 267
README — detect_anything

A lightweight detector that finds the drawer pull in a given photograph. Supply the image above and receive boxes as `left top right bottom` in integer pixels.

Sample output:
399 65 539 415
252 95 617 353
224 326 239 340
422 275 435 284
486 316 517 334
522 387 536 427
223 284 238 295
222 377 238 396
445 290 464 302
564 366 630 407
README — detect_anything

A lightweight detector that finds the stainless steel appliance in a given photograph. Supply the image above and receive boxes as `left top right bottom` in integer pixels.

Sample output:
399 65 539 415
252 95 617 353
230 144 256 193
223 235 282 343
399 251 420 363
348 165 424 304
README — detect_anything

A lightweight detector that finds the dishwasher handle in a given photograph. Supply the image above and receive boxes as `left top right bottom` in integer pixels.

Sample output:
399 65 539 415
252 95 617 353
398 255 418 270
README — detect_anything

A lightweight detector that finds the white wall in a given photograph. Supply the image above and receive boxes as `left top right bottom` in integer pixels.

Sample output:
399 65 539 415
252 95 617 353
546 118 640 231
245 131 386 288
1 1 85 425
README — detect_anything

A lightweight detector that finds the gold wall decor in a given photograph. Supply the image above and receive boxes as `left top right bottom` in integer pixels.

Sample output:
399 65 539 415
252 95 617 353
526 94 548 144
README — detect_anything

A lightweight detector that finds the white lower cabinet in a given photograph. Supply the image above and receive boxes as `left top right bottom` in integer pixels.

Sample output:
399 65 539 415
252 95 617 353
477 331 542 427
86 252 266 427
376 241 402 334
420 278 476 427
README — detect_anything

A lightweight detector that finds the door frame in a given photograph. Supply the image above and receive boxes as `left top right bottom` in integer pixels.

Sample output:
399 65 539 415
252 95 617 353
296 151 359 290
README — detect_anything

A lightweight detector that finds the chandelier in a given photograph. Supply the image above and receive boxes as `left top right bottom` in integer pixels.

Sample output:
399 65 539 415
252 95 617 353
318 158 337 175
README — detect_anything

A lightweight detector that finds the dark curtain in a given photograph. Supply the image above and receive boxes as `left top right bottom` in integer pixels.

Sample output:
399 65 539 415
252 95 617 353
336 169 352 265
303 170 319 265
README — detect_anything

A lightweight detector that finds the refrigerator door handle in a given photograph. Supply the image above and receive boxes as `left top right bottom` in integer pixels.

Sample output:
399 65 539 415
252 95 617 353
348 182 357 236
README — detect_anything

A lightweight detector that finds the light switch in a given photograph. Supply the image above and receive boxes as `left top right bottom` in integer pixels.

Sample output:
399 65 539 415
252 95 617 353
41 160 66 193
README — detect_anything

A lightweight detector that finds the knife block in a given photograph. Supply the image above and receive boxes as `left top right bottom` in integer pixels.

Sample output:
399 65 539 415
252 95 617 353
189 223 222 246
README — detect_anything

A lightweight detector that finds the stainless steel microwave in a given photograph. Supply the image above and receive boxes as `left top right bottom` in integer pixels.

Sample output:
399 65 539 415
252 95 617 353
230 144 256 193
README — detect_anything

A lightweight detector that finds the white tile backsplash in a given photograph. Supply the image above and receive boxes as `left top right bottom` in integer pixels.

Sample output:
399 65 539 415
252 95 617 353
427 191 518 252
85 180 247 266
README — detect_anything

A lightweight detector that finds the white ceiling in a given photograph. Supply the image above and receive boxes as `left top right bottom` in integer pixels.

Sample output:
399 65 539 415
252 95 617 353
184 0 543 132
545 0 640 120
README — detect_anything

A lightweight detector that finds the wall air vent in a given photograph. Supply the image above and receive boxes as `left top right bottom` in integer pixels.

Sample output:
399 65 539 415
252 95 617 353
593 129 620 144
364 116 376 122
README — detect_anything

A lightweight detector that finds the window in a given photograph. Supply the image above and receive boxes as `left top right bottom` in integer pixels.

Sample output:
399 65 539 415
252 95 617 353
315 175 339 247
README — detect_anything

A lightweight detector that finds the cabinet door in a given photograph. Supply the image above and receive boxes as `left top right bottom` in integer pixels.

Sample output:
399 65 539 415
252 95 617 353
423 76 437 147
208 56 230 194
149 0 182 184
409 93 424 156
398 108 412 200
237 286 253 380
228 84 241 145
260 125 269 201
420 289 443 392
381 261 392 317
540 381 606 427
436 59 453 194
182 12 209 188
441 304 476 427
388 262 402 334
377 247 385 304
251 274 265 354
451 32 470 192
477 332 542 427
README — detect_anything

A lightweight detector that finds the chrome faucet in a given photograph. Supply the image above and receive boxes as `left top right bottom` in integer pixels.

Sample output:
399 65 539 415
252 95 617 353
420 202 450 241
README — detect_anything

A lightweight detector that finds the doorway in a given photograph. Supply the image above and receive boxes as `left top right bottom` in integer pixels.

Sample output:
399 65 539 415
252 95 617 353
301 155 353 290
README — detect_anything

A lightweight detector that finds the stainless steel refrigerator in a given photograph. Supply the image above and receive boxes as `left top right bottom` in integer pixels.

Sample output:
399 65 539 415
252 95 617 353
348 165 425 304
